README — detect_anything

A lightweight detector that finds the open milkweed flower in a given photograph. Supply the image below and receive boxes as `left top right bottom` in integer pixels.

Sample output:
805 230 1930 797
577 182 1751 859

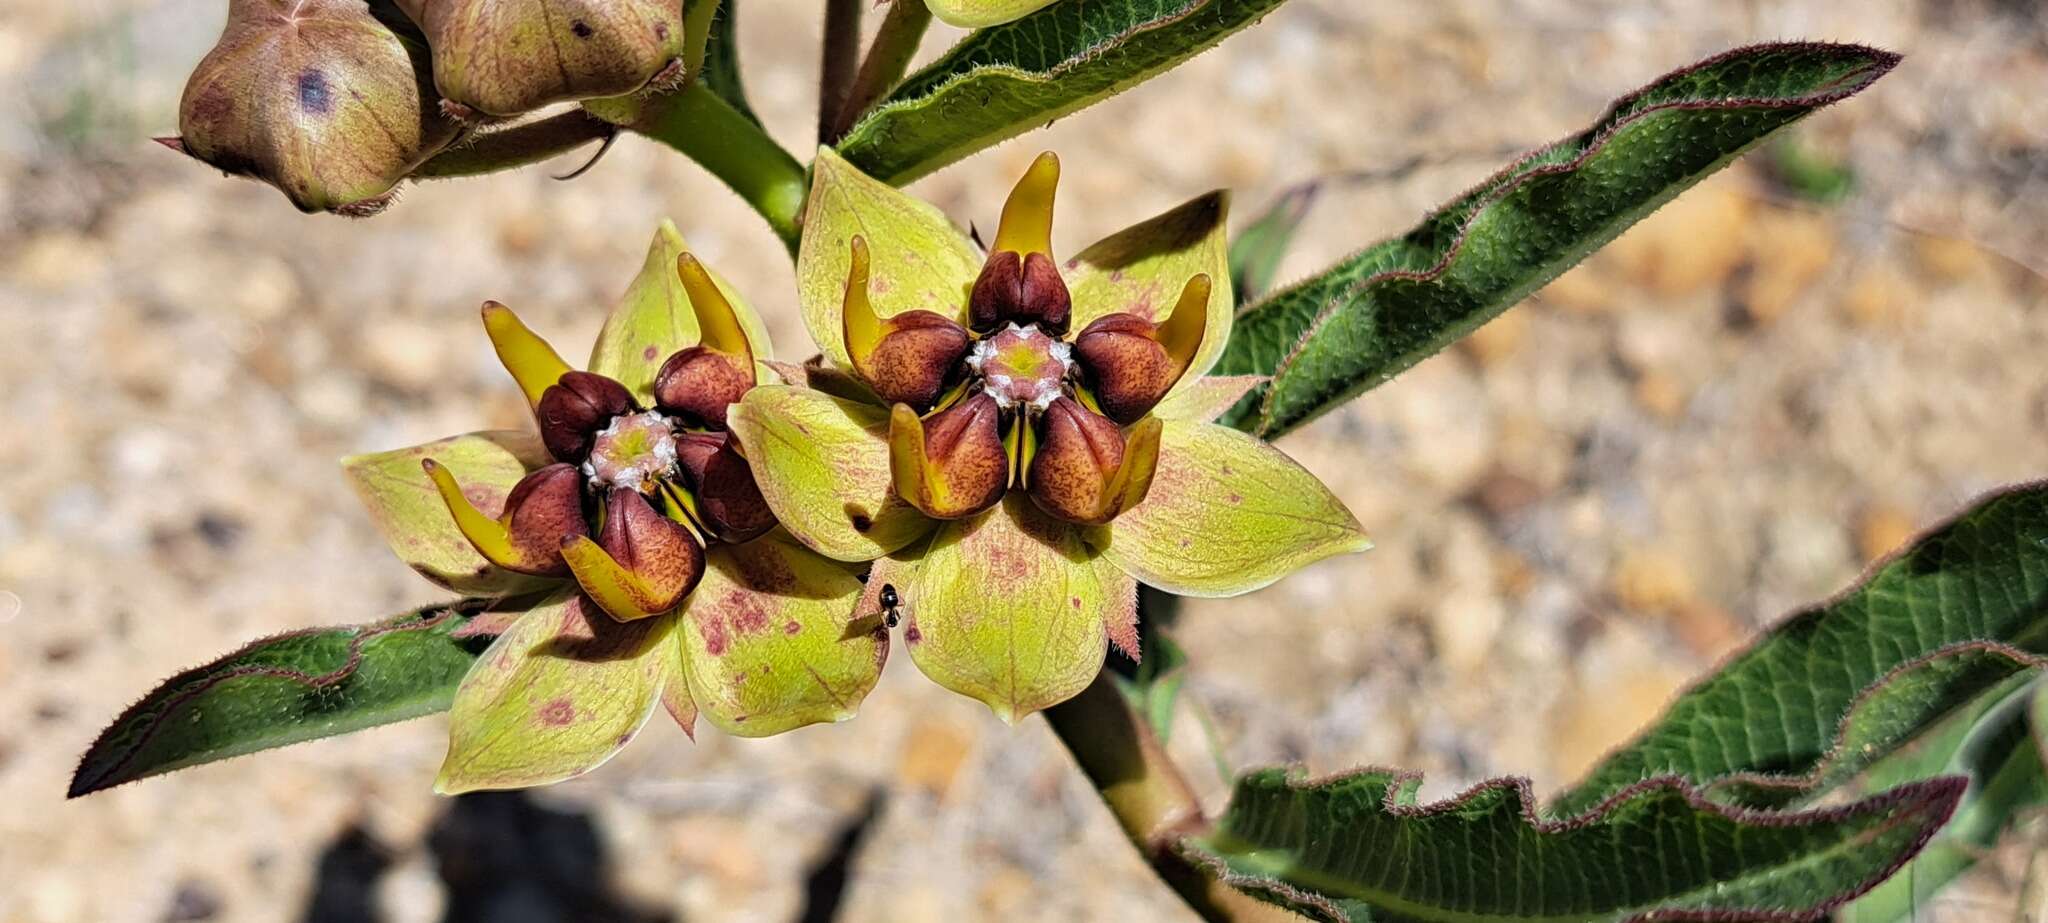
729 150 1371 722
342 223 885 793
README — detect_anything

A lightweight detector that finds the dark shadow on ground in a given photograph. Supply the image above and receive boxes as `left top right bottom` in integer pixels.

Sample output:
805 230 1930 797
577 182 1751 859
299 791 675 923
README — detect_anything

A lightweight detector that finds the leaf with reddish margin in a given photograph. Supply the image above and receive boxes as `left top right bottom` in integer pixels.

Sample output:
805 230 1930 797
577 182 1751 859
70 602 495 798
1555 481 2048 817
1186 767 1964 922
1216 42 1901 438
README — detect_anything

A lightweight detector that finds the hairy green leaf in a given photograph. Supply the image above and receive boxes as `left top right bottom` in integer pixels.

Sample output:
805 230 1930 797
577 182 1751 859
1214 42 1900 438
1188 768 1961 923
835 0 1287 185
1839 676 2048 922
1229 181 1319 305
70 603 495 797
1554 482 2048 817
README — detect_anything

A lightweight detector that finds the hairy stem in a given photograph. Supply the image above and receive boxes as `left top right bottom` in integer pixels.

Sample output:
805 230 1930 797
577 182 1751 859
818 0 864 143
411 111 616 179
1044 673 1298 922
624 81 808 253
825 0 932 143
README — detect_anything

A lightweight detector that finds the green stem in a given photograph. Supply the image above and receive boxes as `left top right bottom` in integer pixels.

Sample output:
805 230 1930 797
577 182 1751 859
825 0 932 143
818 0 864 143
1044 673 1300 923
624 81 808 254
411 111 616 179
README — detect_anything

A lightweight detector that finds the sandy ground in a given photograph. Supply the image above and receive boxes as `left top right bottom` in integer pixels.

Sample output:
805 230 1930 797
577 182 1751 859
3 0 2047 920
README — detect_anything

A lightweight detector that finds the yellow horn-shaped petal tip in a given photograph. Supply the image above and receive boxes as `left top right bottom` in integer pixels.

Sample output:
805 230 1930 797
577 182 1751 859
842 236 885 373
422 459 524 570
560 535 673 623
886 402 928 512
1158 273 1212 377
676 253 752 361
1108 416 1164 519
481 301 572 407
992 152 1059 258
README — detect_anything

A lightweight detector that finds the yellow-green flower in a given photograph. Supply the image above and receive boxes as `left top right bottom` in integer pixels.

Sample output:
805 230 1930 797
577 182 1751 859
730 150 1370 721
343 223 886 792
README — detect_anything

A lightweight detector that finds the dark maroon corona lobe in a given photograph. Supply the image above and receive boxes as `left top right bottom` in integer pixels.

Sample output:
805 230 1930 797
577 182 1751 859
538 371 637 462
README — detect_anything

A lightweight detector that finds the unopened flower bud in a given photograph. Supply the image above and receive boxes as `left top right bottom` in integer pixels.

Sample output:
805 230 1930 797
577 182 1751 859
537 371 635 462
969 250 1072 334
864 311 972 409
499 463 589 575
654 346 754 430
889 394 1009 520
394 0 687 118
1072 313 1177 424
174 0 459 215
675 433 777 544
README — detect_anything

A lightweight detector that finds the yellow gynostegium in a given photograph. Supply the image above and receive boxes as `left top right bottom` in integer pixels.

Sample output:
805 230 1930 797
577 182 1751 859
729 150 1372 722
341 222 887 793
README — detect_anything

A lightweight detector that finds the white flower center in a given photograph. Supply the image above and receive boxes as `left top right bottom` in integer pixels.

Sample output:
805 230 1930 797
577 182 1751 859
579 411 679 493
966 323 1071 411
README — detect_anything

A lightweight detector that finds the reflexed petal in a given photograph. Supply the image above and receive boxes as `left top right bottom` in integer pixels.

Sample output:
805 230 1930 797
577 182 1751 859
674 537 885 737
904 497 1129 722
727 385 933 562
342 431 556 594
482 301 573 408
589 220 773 403
1087 420 1371 597
1150 375 1267 423
800 148 980 369
924 0 1058 28
436 590 673 794
1065 192 1232 392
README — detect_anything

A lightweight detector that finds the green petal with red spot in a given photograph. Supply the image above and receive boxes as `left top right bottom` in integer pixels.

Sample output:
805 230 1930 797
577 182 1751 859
588 220 775 403
727 384 935 562
799 148 980 370
437 590 674 794
1065 191 1233 393
674 536 885 737
924 0 1058 28
904 496 1130 722
341 431 557 595
1086 420 1370 598
1151 375 1268 424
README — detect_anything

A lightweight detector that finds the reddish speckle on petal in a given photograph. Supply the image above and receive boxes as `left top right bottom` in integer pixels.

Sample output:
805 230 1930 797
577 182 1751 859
903 618 922 644
696 605 730 656
727 591 771 635
1228 493 1244 505
643 345 659 360
784 620 801 635
539 698 576 726
1070 596 1082 609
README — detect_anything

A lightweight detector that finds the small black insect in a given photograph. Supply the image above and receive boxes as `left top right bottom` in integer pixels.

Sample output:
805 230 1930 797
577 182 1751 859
878 583 902 629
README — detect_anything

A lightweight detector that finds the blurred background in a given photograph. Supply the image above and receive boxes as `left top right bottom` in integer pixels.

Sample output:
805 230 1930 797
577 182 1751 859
4 0 2047 920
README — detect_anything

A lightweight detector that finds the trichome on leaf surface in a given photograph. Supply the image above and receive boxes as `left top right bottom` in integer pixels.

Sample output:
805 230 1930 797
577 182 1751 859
68 1 2048 919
